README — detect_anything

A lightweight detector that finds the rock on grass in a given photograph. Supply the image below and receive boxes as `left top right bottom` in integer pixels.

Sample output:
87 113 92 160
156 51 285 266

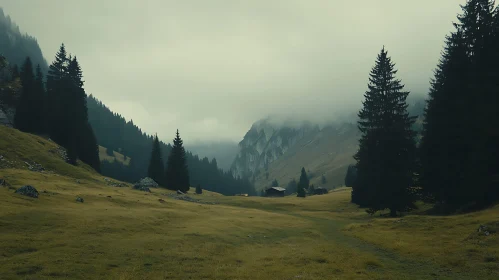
15 185 39 198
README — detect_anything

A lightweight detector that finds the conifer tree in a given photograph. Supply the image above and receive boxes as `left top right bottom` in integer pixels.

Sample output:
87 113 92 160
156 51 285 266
297 167 308 197
45 44 97 167
46 44 69 146
13 59 44 134
420 0 499 209
353 47 416 216
420 31 471 207
148 135 165 186
196 184 202 194
14 57 36 132
165 130 190 192
345 165 357 188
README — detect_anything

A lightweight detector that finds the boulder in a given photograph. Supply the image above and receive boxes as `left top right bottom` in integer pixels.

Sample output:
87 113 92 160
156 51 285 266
15 185 39 198
25 161 45 172
76 196 84 203
134 177 159 188
478 223 498 236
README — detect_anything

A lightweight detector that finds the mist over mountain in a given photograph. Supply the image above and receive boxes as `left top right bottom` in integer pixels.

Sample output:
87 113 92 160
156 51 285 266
0 8 47 73
186 141 239 171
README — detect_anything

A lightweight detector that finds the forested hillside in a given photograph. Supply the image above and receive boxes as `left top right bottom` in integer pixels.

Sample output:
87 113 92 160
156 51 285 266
87 95 256 195
0 8 47 73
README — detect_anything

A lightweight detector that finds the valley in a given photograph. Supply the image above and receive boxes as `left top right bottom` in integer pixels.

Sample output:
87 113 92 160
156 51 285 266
1 126 498 280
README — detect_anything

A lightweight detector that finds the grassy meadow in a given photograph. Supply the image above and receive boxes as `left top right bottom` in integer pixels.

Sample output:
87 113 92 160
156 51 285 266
1 126 498 279
98 146 130 166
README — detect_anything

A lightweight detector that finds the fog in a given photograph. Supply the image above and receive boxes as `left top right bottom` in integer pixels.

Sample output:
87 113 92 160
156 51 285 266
1 0 464 144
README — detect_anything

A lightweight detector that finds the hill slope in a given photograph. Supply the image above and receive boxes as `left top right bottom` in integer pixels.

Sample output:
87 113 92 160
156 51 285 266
1 125 498 279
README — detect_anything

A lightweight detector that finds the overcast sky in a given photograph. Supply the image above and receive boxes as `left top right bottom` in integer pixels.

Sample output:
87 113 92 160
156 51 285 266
1 0 464 144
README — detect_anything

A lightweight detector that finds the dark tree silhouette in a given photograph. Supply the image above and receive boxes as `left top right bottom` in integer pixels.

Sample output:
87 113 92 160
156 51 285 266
165 130 190 192
420 0 499 210
148 135 165 186
14 57 36 132
353 47 416 216
196 184 203 194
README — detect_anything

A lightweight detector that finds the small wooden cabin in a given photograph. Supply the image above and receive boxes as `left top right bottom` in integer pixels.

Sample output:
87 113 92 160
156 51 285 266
314 187 328 195
265 187 286 197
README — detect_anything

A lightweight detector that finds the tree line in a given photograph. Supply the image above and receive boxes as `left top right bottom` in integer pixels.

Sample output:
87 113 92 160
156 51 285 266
351 0 499 216
87 95 256 196
9 44 100 172
147 131 190 193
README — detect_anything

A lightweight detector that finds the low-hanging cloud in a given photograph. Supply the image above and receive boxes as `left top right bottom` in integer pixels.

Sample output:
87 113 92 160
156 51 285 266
1 0 464 143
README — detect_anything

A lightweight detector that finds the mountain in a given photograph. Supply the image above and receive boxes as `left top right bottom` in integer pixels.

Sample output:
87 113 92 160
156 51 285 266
0 8 48 73
231 96 425 192
186 141 239 171
231 118 360 191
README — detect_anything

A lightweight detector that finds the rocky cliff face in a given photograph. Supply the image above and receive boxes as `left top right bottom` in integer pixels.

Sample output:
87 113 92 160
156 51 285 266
231 117 361 191
230 118 320 179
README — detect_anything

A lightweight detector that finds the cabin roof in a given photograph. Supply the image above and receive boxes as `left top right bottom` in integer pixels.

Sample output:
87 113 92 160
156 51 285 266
269 187 286 192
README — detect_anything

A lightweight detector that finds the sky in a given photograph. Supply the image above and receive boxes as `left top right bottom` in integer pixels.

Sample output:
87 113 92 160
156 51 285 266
1 0 465 144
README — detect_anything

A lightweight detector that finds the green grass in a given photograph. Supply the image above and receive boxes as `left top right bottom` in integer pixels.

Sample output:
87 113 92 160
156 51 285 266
1 125 498 279
98 146 131 165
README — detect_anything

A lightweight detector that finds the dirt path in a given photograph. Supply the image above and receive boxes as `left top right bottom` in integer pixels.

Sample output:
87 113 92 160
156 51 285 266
290 213 474 280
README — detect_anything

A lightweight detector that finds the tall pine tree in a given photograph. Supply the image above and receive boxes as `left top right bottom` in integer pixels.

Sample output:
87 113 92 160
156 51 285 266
420 0 499 210
353 47 416 216
165 130 190 192
420 31 471 208
45 44 99 170
148 135 165 186
14 57 36 132
46 44 69 147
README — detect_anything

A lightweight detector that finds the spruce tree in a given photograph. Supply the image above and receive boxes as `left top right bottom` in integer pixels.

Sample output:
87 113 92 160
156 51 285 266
65 56 88 164
45 44 96 167
420 31 471 208
46 44 68 146
165 130 190 192
353 47 416 216
420 0 499 209
196 184 202 194
297 167 308 197
13 59 44 134
345 165 357 188
148 135 165 186
14 57 35 132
